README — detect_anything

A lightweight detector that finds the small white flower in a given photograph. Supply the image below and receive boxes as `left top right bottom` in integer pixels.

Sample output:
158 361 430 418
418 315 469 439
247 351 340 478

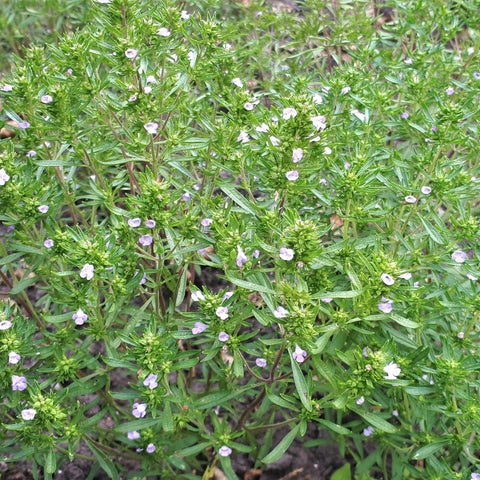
404 58 413 64
273 306 288 319
279 247 294 261
255 123 269 133
269 136 281 146
0 320 12 330
218 332 229 342
231 78 243 88
128 218 142 228
1 84 13 92
398 272 412 280
286 170 299 181
191 291 205 302
125 48 138 59
312 93 323 104
72 308 88 325
218 446 232 457
256 358 267 368
143 373 158 390
467 274 478 281
0 168 10 185
38 205 49 214
127 431 140 440
292 148 303 163
323 147 332 155
446 86 454 96
8 352 21 364
404 195 417 203
282 107 297 120
292 345 307 363
341 86 351 95
40 95 53 104
216 306 229 320
237 130 249 143
192 321 208 334
380 273 395 286
384 361 401 380
144 86 152 94
452 250 468 263
378 299 393 314
180 10 190 20
311 115 326 130
356 396 365 405
132 402 147 418
80 263 95 281
187 50 196 66
236 245 248 267
146 75 157 84
21 408 37 420
351 109 366 122
421 186 432 195
244 102 255 111
157 27 171 37
146 443 156 453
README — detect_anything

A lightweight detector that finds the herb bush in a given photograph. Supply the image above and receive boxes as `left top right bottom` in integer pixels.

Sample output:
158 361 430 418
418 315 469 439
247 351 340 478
1 0 480 478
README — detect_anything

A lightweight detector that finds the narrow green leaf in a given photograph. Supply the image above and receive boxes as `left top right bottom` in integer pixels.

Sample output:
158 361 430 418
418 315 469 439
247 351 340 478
317 418 350 435
353 408 396 433
44 448 56 475
290 352 311 412
219 183 257 216
226 275 275 294
113 416 162 433
390 314 419 329
85 440 119 480
419 216 447 245
10 275 37 295
404 386 435 395
412 439 450 460
262 424 300 464
331 463 351 480
175 267 188 306
162 401 174 432
176 441 211 457
311 289 362 300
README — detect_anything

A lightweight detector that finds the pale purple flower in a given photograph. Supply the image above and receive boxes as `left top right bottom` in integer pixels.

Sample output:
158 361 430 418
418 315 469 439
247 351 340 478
157 27 171 37
8 352 21 364
0 320 12 330
192 321 208 334
467 274 478 281
244 102 255 111
363 426 375 437
138 272 147 285
471 473 480 480
43 239 54 248
146 443 156 453
144 86 152 94
356 396 365 405
218 446 232 457
404 195 417 204
312 93 323 104
351 109 366 122
12 375 27 391
392 409 399 417
180 10 190 20
252 250 260 258
191 291 205 302
236 245 248 267
269 136 281 147
256 358 267 368
80 263 95 280
282 108 297 120
452 250 468 263
21 408 36 420
139 234 153 246
292 345 307 363
96 0 111 3
231 78 243 88
380 273 395 286
292 148 303 163
145 219 156 228
404 57 413 64
378 299 393 314
321 298 333 303
279 247 294 261
72 308 88 325
398 272 412 280
218 332 229 342
216 306 229 320
125 48 138 59
1 84 13 92
146 75 157 84
363 347 372 357
422 374 434 385
319 178 327 185
384 361 401 380
401 112 409 119
0 169 10 185
473 72 480 80
27 150 37 157
431 125 438 132
127 431 140 440
273 306 288 319
38 205 49 214
344 161 351 170
132 402 147 418
182 192 191 201
128 218 142 228
40 95 53 104
311 115 326 130
286 170 299 181
128 95 137 102
421 186 432 195
255 123 269 133
201 218 213 227
446 86 454 96
18 121 30 129
341 86 351 95
143 373 158 390
144 122 159 135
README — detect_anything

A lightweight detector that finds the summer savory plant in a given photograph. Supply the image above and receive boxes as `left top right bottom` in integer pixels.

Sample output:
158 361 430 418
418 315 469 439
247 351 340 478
1 0 480 479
